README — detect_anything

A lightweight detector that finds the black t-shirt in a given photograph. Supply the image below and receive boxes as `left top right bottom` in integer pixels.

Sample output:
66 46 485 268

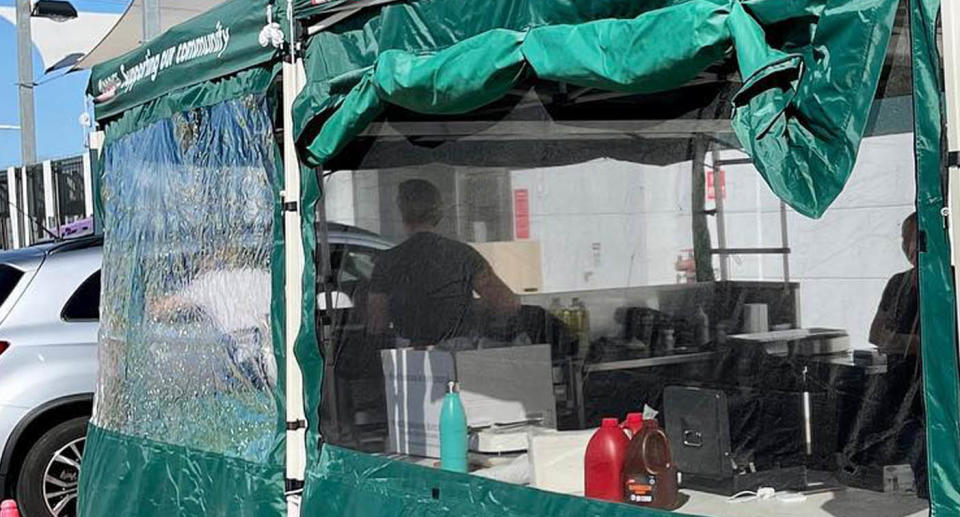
877 269 919 335
369 232 487 345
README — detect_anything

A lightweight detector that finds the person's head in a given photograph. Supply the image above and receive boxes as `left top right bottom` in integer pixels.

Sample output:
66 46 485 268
397 179 443 231
902 212 918 266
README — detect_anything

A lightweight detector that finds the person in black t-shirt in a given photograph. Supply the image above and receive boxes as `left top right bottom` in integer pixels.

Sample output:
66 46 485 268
367 179 519 347
870 212 920 355
858 211 927 498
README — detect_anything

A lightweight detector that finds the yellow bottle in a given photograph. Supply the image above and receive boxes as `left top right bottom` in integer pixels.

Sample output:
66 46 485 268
571 297 590 358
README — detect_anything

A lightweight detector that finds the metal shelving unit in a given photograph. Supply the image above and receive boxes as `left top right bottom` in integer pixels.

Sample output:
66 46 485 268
703 144 792 284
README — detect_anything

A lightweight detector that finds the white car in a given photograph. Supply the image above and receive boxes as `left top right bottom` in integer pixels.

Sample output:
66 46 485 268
0 225 391 517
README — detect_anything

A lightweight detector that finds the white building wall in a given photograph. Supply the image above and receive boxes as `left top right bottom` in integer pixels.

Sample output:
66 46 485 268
323 172 356 227
504 133 913 349
715 133 916 348
510 157 693 293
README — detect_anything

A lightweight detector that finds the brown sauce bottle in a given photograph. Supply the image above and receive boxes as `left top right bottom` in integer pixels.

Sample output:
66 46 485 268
622 420 679 509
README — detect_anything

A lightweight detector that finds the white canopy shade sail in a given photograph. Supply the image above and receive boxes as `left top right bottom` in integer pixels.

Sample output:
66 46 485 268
74 0 224 70
0 6 118 75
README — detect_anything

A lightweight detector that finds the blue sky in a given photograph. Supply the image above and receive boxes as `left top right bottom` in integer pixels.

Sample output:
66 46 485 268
0 0 128 169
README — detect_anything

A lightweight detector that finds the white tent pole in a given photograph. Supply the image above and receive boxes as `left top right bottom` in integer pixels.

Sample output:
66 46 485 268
82 151 94 218
42 160 55 232
6 168 19 249
943 0 960 353
282 2 307 515
21 166 31 247
86 131 105 219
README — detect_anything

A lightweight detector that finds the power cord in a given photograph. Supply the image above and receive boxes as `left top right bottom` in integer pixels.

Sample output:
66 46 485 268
726 487 807 504
727 487 776 503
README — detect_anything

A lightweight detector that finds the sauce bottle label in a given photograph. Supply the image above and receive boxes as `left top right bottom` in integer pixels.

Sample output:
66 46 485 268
625 475 657 504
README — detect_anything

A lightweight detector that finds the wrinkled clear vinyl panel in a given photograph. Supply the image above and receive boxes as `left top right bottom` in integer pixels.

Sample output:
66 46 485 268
94 95 281 463
312 12 929 517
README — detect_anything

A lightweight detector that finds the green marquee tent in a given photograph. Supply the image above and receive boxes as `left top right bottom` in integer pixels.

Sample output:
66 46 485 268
77 0 959 515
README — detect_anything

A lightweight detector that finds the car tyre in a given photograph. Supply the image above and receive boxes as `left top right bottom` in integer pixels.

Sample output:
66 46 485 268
16 417 88 517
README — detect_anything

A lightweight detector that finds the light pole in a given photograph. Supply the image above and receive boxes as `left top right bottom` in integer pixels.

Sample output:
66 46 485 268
16 0 36 166
143 0 161 40
14 0 78 166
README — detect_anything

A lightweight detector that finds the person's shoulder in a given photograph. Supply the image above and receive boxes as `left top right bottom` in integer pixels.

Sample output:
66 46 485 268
883 269 906 282
434 234 483 255
890 269 917 284
398 232 482 259
882 269 916 294
377 242 402 257
433 233 469 248
373 237 419 267
406 232 465 250
373 244 401 267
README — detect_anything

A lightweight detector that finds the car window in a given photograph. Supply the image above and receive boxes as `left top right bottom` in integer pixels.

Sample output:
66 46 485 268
330 245 380 290
61 270 101 321
0 264 23 307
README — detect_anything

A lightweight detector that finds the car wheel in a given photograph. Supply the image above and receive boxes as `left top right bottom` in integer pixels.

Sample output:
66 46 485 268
16 417 88 517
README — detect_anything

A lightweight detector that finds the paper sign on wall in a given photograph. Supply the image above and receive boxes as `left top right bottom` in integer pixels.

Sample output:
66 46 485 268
514 189 530 239
707 169 726 201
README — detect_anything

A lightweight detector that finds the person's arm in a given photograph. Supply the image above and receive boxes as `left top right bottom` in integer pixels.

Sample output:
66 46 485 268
870 275 899 348
872 327 919 353
869 274 919 353
869 308 891 346
367 293 390 335
473 265 520 316
366 257 392 336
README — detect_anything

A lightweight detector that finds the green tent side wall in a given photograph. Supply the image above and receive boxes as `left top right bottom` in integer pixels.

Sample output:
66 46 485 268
911 0 960 514
78 65 289 516
79 427 286 516
307 444 706 516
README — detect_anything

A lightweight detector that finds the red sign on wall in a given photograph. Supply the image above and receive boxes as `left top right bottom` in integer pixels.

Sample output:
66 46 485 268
707 169 726 201
514 189 530 239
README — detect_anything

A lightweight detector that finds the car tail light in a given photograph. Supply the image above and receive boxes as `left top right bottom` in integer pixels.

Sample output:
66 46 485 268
0 341 8 357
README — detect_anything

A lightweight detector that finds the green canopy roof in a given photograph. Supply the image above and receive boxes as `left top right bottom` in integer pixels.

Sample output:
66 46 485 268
87 0 281 120
290 0 895 218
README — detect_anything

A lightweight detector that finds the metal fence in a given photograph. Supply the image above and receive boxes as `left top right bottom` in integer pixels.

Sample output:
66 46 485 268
4 152 95 249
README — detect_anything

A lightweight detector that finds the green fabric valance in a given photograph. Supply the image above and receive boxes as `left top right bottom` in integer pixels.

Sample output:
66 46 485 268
294 0 897 218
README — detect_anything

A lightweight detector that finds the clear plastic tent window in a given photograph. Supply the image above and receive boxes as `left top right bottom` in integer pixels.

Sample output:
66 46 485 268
310 16 930 517
94 95 282 464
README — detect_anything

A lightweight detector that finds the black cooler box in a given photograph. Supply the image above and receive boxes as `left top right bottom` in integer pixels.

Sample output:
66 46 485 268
664 385 809 494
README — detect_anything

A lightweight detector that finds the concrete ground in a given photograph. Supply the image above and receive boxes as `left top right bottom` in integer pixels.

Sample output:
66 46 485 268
678 488 928 517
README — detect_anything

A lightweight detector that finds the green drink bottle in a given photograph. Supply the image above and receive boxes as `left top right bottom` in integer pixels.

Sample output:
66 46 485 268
440 381 468 473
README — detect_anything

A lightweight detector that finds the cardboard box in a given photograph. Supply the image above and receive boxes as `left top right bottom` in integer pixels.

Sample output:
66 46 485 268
527 428 595 496
470 241 543 294
381 344 556 458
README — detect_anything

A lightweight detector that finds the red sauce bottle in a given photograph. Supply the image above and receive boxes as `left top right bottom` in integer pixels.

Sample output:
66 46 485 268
584 418 630 501
622 412 644 438
622 420 679 509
